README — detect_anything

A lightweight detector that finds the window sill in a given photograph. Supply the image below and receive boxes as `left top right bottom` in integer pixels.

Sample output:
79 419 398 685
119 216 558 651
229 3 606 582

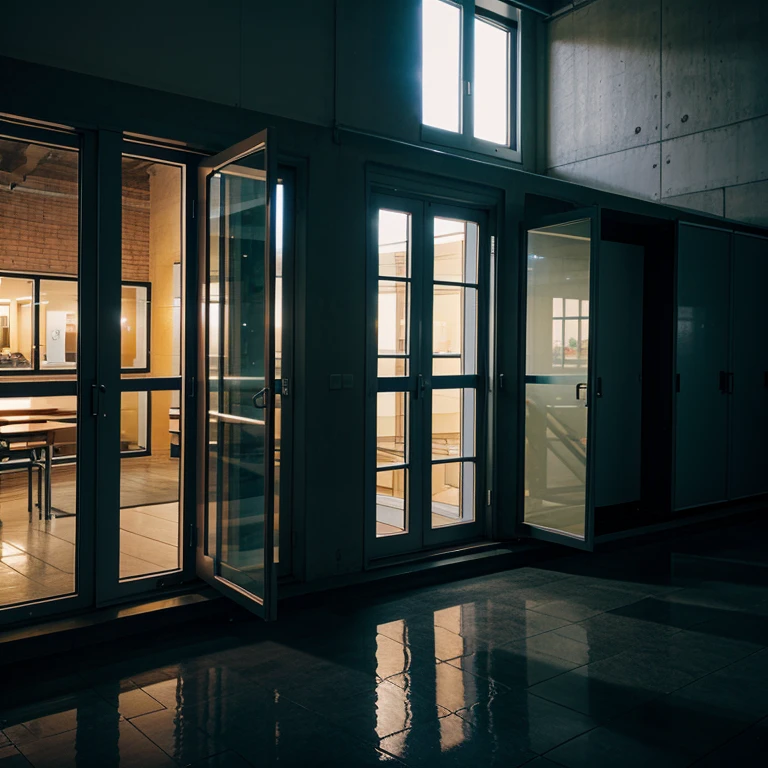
421 124 522 166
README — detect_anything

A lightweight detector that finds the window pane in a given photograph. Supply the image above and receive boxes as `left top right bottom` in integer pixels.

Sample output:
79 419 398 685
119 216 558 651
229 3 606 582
121 157 183 378
434 218 478 283
378 281 409 357
377 392 408 467
432 461 475 527
432 388 476 460
474 17 509 145
0 277 34 369
121 284 149 369
0 137 79 377
120 389 181 579
0 395 78 606
377 468 407 535
379 210 411 278
433 285 477 375
422 0 462 133
378 357 408 377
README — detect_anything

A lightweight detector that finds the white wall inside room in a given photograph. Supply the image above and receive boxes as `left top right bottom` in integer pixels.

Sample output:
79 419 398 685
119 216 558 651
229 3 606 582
545 0 768 226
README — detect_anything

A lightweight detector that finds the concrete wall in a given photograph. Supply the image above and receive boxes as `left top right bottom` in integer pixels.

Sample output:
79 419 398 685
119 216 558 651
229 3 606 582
545 0 768 226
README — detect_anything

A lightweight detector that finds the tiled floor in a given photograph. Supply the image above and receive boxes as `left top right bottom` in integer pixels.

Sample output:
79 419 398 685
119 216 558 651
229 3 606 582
2 517 768 766
0 455 180 606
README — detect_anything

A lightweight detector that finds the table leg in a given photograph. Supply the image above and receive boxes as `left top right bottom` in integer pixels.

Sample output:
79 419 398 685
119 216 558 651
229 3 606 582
45 439 53 521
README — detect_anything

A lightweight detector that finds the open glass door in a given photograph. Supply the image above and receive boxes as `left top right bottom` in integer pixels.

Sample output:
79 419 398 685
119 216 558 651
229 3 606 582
520 209 599 550
196 130 278 619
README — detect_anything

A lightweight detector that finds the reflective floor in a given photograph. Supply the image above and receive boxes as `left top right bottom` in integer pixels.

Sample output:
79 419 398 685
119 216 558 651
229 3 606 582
3 516 768 766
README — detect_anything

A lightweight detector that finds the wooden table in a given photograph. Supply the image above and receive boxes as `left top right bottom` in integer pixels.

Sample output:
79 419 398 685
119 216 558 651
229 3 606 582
0 421 77 520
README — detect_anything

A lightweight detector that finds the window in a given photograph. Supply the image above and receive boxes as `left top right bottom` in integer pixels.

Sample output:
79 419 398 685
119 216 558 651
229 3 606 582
551 297 589 369
421 0 519 157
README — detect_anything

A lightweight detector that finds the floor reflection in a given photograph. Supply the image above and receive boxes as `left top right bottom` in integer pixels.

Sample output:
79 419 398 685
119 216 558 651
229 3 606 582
3 516 768 765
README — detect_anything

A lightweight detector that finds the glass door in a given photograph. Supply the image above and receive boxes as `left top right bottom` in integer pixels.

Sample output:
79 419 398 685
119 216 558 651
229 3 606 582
0 121 97 625
368 194 488 560
521 210 598 549
196 130 278 619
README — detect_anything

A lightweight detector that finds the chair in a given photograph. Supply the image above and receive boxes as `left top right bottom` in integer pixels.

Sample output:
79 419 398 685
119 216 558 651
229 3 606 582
0 439 43 522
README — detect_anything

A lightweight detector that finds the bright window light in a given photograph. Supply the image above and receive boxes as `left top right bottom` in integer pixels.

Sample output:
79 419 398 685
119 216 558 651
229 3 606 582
474 17 509 145
422 0 462 133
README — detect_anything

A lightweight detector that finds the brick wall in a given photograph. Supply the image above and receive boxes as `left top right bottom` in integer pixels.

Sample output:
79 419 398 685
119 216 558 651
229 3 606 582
0 149 151 280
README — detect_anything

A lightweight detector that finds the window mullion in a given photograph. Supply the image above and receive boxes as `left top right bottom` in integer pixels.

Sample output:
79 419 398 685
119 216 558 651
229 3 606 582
462 0 475 140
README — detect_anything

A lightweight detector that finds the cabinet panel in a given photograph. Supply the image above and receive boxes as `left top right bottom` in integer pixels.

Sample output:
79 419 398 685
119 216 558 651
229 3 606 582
729 234 768 499
594 241 644 508
675 225 731 510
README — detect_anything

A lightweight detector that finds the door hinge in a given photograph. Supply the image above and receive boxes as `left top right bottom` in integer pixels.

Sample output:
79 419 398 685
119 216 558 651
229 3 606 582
189 522 197 549
187 375 196 398
191 199 196 219
282 377 290 398
487 490 492 506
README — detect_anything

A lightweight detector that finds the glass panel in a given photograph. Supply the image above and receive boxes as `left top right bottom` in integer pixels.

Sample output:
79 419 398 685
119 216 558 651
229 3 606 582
422 0 462 132
379 210 411 278
432 461 475 527
120 156 184 581
208 147 270 598
433 285 477 375
378 357 408 377
0 395 77 606
275 181 284 562
0 277 34 369
0 136 80 610
0 138 79 376
434 218 478 283
378 281 409 358
524 219 591 540
39 279 77 370
119 390 181 579
474 17 509 145
376 468 407 535
120 284 149 370
121 157 183 379
377 392 408 467
432 388 475 460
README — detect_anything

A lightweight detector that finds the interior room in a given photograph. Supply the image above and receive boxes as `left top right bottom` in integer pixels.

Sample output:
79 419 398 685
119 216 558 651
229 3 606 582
1 0 768 765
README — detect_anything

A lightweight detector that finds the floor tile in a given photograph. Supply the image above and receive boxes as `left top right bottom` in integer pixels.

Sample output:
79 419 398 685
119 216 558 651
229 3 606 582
379 713 537 767
188 751 254 768
544 724 692 768
129 707 229 765
17 720 176 768
691 716 768 766
322 679 451 742
528 663 659 721
388 659 507 714
456 688 596 754
446 643 580 689
1 692 119 746
0 745 32 767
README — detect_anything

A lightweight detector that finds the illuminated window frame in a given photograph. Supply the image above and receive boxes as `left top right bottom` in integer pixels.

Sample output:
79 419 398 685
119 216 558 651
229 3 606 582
421 0 520 161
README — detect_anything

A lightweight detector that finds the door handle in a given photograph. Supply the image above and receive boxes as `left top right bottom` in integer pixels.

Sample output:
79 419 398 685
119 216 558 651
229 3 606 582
719 370 728 394
415 373 426 400
252 387 269 409
576 382 588 402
